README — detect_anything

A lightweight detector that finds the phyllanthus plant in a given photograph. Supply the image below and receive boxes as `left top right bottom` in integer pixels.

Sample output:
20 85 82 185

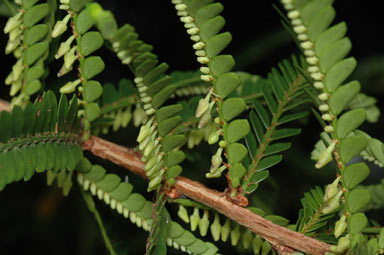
1 0 384 255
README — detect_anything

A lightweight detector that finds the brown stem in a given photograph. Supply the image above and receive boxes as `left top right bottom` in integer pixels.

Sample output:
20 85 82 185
84 136 331 255
0 99 10 112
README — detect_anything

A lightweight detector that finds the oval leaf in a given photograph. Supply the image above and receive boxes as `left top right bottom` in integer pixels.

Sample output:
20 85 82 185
325 57 357 92
80 31 104 57
329 81 360 115
83 80 103 102
215 72 240 99
227 119 250 143
339 134 367 163
342 162 370 189
336 109 366 139
347 189 371 213
82 56 105 79
222 98 246 122
349 213 368 234
85 102 100 122
227 143 248 164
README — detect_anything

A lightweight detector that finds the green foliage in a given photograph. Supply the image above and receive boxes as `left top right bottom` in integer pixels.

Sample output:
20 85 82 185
1 0 384 254
0 91 83 190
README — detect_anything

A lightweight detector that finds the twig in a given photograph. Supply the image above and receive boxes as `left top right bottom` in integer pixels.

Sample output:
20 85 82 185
0 99 10 112
84 136 331 255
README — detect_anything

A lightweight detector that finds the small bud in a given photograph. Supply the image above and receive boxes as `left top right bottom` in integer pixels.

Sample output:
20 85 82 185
311 72 324 80
319 104 329 112
200 74 213 82
180 16 194 23
59 79 81 94
314 81 324 89
304 50 315 57
315 141 336 169
198 101 214 128
300 41 313 49
322 113 333 121
200 66 210 74
321 190 343 214
3 13 22 34
199 210 209 236
195 50 206 57
133 107 148 127
219 140 227 148
5 37 20 54
147 173 162 191
291 18 302 25
210 213 221 241
330 234 350 253
175 3 187 11
9 27 21 41
193 42 205 50
129 212 136 224
231 224 241 246
190 35 201 42
195 91 212 118
318 93 329 101
334 215 347 238
12 59 23 81
190 207 200 231
298 34 308 41
242 229 253 249
56 35 76 59
64 46 77 69
253 235 263 254
324 177 341 202
324 125 334 133
51 14 71 38
58 64 72 77
287 10 300 19
293 25 306 34
308 66 319 73
5 72 13 85
262 240 272 255
221 218 231 242
211 148 223 170
306 56 319 65
197 56 210 64
10 79 22 96
208 129 221 145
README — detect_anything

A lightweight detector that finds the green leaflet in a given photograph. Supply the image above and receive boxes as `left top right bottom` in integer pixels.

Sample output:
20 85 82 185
152 85 176 109
314 22 347 56
24 80 41 96
256 155 282 172
24 66 44 82
144 63 169 85
194 3 223 27
307 6 335 41
23 3 49 27
226 119 250 143
368 139 384 165
319 38 352 72
22 0 39 9
24 24 49 46
347 189 371 213
82 56 105 79
76 9 94 34
339 134 367 163
200 15 225 41
349 213 368 234
227 143 248 164
299 0 334 25
158 116 182 137
70 0 85 12
205 32 232 58
162 135 187 152
342 162 370 189
336 109 366 139
83 80 103 102
24 41 49 66
222 98 246 122
215 72 240 98
325 57 357 92
155 104 183 123
80 31 104 57
209 55 235 77
264 215 289 227
329 81 360 115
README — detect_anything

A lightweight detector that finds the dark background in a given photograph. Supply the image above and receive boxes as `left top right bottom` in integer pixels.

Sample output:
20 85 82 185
1 1 384 254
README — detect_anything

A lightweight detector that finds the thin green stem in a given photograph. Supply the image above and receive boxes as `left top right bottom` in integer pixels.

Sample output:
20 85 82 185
80 189 117 255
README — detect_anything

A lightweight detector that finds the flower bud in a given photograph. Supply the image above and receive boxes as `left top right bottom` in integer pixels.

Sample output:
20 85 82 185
64 46 77 69
4 13 22 34
252 235 263 254
231 224 241 246
315 142 336 169
210 213 221 241
321 190 343 214
56 35 76 59
190 207 200 231
199 210 209 236
242 229 253 249
334 215 347 238
137 122 151 143
121 107 132 127
198 101 215 128
9 27 21 41
330 234 350 253
262 240 272 255
51 14 71 38
195 91 212 118
59 79 81 94
147 173 162 191
12 59 23 81
221 218 231 242
5 37 20 54
133 107 148 127
324 177 341 202
10 79 22 96
208 129 221 144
